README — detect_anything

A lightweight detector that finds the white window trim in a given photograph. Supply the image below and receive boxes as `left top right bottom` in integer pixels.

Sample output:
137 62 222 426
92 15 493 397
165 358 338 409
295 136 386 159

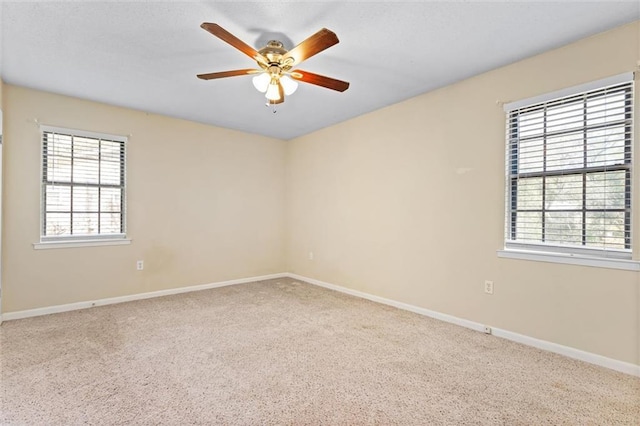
33 238 132 250
39 125 129 143
38 124 128 248
503 72 634 112
501 72 635 269
497 248 640 271
504 241 631 259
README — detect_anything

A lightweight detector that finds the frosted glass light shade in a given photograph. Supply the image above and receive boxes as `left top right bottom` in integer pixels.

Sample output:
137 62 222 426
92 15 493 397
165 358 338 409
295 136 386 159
280 75 298 96
252 73 270 93
265 82 281 101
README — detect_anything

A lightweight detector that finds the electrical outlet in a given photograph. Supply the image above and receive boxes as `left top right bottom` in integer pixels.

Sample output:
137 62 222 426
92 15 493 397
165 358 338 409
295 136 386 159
136 260 144 271
308 251 314 261
484 280 493 294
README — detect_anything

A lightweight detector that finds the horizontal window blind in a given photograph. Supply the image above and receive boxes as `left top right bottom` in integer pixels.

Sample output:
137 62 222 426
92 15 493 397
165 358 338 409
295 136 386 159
505 78 633 257
41 127 126 240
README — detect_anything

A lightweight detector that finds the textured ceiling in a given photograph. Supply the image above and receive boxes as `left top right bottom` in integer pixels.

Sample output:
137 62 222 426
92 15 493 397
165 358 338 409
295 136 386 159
1 1 638 140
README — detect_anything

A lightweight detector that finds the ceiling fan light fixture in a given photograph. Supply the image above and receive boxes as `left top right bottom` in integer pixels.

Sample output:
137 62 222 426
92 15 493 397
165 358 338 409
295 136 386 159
265 80 281 101
252 72 270 93
198 23 349 107
280 75 298 96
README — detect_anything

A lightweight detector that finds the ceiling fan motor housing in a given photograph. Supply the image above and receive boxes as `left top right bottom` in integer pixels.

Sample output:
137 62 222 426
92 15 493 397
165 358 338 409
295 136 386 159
258 40 293 72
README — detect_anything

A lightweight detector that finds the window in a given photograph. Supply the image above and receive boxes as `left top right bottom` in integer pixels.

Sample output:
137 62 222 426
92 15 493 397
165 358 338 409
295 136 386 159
505 74 633 259
40 126 127 243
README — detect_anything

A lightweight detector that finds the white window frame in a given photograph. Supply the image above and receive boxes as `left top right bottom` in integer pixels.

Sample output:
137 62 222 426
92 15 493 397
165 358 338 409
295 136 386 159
34 125 131 250
498 72 639 271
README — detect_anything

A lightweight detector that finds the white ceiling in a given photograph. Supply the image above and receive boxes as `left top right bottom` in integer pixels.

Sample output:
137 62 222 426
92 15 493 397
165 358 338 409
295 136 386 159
1 1 638 140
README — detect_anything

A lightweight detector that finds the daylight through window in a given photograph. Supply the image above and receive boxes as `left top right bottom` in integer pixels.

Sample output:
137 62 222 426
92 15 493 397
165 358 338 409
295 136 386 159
505 77 633 257
41 127 126 241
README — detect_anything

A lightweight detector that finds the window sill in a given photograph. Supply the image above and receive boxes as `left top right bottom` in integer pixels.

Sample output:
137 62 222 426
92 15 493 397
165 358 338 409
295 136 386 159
497 248 640 271
33 238 132 250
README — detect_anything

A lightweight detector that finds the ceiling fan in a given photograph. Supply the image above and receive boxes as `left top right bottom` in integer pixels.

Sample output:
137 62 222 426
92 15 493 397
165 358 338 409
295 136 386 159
197 23 350 105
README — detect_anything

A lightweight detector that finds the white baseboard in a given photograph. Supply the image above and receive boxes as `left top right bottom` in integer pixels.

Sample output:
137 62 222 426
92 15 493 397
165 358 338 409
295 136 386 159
3 271 638 377
1 273 287 321
287 273 640 377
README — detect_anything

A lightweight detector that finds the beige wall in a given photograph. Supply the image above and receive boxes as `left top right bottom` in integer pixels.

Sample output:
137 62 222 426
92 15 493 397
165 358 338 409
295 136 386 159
2 86 287 312
287 21 640 365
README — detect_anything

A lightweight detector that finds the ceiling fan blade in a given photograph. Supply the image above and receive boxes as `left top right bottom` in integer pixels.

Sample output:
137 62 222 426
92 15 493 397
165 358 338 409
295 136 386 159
201 23 267 65
290 70 350 92
283 28 339 66
197 69 259 80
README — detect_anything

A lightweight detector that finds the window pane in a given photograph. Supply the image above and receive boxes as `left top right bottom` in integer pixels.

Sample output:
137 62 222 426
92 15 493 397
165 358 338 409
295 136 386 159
73 158 99 184
546 100 584 133
586 92 627 126
516 212 542 242
101 188 122 212
47 155 72 183
545 175 582 210
45 185 70 212
545 212 582 245
545 132 583 171
46 133 72 158
46 213 71 236
516 177 542 209
73 186 99 212
586 126 627 168
100 160 121 185
73 213 99 235
518 110 544 138
518 138 544 173
101 141 122 162
73 136 100 160
100 213 122 234
586 212 626 249
585 171 626 210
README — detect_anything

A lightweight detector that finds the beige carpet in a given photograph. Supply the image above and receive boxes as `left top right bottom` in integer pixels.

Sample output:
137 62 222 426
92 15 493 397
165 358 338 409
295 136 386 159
1 278 638 425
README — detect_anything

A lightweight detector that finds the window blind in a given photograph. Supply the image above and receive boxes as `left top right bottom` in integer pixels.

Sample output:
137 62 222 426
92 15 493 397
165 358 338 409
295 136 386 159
41 126 127 241
505 78 633 258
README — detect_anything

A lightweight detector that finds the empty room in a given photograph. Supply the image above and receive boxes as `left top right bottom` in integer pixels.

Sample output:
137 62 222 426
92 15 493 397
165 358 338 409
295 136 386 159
1 1 639 424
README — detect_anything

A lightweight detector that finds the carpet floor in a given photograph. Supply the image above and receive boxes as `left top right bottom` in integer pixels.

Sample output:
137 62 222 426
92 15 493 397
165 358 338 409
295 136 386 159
1 278 639 425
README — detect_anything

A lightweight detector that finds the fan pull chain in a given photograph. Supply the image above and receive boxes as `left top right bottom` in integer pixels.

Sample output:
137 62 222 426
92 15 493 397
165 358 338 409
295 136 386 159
265 102 278 113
